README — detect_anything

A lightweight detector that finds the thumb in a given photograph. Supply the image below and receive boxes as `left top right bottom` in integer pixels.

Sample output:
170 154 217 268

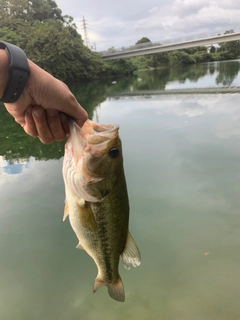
68 103 88 127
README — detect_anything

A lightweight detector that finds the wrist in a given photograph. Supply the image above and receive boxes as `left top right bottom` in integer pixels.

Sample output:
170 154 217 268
0 49 10 99
0 42 30 103
25 60 54 102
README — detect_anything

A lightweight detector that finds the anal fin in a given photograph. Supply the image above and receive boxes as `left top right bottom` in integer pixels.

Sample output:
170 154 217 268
93 277 105 293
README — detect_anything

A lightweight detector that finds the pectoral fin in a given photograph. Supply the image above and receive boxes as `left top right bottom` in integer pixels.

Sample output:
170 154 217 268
121 231 141 270
63 201 69 221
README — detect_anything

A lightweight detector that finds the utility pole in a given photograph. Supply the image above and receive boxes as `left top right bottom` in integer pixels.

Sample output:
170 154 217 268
82 16 90 48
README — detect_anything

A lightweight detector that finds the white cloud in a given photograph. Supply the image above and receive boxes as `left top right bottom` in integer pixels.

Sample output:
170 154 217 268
55 0 240 50
149 6 158 13
172 0 210 18
133 18 165 32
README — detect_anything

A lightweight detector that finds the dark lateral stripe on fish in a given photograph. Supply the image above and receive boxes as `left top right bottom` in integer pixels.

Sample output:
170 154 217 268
98 219 114 281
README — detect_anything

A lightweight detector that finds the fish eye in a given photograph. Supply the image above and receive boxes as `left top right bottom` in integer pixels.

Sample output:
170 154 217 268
109 147 119 158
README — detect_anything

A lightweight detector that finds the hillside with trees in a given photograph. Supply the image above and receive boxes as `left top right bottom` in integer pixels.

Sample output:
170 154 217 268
0 0 137 82
0 0 106 81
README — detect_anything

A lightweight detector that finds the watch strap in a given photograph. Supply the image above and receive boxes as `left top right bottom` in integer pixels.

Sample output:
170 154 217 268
0 41 30 103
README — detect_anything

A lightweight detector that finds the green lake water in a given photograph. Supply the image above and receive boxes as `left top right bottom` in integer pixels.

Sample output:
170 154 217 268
1 60 240 319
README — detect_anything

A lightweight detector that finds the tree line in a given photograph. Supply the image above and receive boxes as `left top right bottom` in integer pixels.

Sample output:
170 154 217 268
0 0 136 82
128 32 240 70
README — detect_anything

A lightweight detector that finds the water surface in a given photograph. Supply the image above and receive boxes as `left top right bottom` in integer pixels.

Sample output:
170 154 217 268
1 61 240 320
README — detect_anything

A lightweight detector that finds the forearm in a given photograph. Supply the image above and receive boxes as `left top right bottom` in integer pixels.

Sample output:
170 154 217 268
0 49 10 99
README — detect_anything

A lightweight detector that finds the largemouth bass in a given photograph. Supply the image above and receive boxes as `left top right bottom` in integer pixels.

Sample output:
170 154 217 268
62 120 141 302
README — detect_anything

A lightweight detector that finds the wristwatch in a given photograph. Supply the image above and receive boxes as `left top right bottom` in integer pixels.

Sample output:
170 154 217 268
0 41 30 103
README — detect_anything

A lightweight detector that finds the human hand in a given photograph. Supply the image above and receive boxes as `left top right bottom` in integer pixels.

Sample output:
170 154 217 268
4 60 88 144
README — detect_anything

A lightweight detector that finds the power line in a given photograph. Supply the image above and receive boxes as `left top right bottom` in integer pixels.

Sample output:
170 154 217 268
87 25 128 40
75 18 129 40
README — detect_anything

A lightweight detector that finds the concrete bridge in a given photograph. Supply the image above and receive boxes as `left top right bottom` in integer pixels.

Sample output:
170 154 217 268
100 31 240 60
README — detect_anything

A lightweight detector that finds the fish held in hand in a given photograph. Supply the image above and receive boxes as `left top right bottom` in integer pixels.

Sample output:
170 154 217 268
62 119 141 302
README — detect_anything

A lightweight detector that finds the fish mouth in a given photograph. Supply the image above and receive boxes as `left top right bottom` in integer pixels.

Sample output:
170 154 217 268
70 120 119 146
82 120 119 144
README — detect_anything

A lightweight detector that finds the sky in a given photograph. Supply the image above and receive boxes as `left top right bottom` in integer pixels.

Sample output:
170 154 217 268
55 0 240 51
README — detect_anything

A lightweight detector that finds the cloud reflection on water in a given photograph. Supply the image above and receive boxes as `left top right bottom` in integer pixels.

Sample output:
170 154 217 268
101 94 240 139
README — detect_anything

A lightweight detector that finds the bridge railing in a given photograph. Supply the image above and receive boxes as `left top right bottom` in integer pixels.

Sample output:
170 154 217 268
98 26 240 57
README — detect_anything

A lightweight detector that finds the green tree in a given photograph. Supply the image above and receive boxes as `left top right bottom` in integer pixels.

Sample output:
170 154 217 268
168 51 195 65
210 46 216 53
193 52 212 63
108 46 116 53
105 58 137 76
24 19 105 81
0 0 63 23
0 0 106 82
136 37 151 44
218 29 240 59
182 46 207 54
145 52 169 68
0 27 23 46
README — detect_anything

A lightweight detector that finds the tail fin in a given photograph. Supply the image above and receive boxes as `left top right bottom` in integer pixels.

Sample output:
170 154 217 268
93 277 125 302
107 277 125 302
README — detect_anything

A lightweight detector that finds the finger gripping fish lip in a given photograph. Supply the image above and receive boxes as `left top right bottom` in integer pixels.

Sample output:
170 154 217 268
71 119 119 141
